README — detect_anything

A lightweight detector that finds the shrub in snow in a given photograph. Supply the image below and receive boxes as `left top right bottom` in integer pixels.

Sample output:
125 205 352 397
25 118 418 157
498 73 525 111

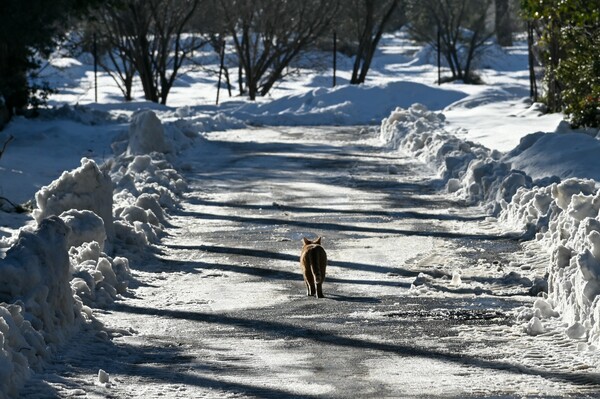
34 158 114 241
127 110 172 156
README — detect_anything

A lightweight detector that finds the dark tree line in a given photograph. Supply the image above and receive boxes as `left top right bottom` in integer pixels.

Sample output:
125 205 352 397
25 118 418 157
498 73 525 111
0 0 100 128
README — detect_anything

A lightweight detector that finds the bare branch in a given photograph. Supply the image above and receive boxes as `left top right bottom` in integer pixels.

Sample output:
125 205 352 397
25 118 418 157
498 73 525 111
0 134 14 161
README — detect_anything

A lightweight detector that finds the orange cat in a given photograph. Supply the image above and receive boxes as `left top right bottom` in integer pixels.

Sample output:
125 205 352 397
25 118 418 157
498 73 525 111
300 237 327 298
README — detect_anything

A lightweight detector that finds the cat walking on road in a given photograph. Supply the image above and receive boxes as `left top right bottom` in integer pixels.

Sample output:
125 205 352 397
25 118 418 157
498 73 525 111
300 237 327 298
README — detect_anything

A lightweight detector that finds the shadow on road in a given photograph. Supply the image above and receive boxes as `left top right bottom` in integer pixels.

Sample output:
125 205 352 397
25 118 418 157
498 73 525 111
167 243 419 277
173 210 519 241
113 303 600 389
186 197 486 222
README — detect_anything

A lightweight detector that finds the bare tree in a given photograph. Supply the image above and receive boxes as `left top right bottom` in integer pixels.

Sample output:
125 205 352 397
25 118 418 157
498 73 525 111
348 0 405 84
86 17 137 101
94 0 208 104
408 0 494 84
0 134 13 161
216 0 339 100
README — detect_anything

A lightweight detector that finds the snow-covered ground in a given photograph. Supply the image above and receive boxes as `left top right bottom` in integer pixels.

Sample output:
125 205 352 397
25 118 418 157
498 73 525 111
1 30 600 397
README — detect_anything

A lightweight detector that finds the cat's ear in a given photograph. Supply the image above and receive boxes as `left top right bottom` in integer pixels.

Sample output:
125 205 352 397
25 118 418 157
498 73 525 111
315 237 322 245
302 237 310 245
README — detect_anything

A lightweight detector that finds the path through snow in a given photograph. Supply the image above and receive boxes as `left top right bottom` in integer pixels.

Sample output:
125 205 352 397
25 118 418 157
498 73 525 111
23 127 600 398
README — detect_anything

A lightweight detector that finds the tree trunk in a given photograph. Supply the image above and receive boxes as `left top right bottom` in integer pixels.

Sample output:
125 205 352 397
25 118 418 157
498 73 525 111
546 21 561 112
527 21 538 102
247 70 257 100
124 75 133 101
135 36 159 102
494 0 512 46
351 0 399 85
224 67 232 97
0 98 9 130
357 0 398 83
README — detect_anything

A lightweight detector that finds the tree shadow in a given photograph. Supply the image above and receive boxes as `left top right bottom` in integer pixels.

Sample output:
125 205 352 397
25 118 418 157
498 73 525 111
167 243 420 277
172 210 519 241
147 252 412 293
185 197 486 222
112 303 600 388
21 320 320 399
325 293 381 303
180 131 486 217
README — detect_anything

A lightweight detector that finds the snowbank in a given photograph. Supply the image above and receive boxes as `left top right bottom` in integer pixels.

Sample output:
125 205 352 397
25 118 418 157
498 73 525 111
34 158 114 242
0 217 85 397
504 129 600 182
382 104 600 346
501 179 600 344
127 110 172 156
380 104 530 214
0 109 194 397
232 81 467 126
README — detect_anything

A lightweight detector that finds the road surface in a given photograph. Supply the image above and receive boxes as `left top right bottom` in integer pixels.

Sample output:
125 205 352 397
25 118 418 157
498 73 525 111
24 126 600 398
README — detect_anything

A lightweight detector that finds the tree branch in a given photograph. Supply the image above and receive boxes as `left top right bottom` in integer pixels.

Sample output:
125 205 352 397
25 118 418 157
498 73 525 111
0 134 14 161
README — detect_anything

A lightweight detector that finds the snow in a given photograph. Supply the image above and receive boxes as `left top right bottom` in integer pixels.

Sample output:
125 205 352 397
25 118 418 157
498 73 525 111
0 29 600 396
504 130 600 181
378 102 600 345
0 217 83 397
231 81 467 126
0 105 193 396
127 110 172 156
34 158 114 241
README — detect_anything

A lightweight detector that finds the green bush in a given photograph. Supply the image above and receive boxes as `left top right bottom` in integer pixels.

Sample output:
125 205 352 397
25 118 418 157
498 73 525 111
558 25 600 128
522 0 600 128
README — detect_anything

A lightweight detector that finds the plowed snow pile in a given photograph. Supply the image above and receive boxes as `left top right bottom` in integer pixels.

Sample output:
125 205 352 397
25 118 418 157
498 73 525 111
381 104 600 346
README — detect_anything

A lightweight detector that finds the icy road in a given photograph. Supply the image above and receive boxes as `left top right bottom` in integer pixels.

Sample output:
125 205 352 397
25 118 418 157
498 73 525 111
24 127 600 398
